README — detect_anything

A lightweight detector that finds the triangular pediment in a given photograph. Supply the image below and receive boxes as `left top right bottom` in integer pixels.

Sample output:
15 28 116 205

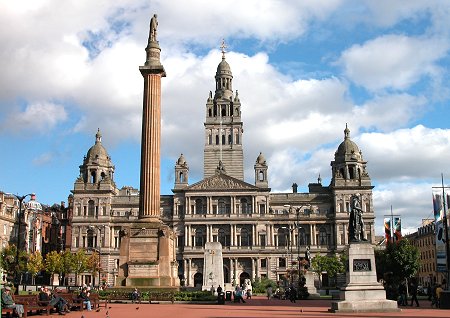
188 173 258 191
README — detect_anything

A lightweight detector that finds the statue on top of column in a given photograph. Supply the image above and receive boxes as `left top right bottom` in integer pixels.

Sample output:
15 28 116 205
149 14 158 42
348 194 367 242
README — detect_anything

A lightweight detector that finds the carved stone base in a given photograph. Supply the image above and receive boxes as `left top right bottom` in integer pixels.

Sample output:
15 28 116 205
304 271 320 299
118 221 179 288
330 243 399 313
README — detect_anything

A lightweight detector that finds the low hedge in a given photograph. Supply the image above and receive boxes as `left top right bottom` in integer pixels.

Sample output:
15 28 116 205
96 289 215 302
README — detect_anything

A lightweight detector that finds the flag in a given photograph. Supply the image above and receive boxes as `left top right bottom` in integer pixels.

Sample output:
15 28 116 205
384 218 391 244
393 217 402 242
432 189 447 272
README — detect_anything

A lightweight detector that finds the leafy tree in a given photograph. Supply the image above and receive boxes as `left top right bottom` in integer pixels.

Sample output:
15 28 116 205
0 245 17 281
27 251 44 284
311 254 345 287
59 249 75 285
72 249 89 286
45 251 62 286
252 277 277 294
375 238 420 285
87 251 100 283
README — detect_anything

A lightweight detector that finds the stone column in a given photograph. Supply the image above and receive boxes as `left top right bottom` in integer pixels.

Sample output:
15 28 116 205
187 258 192 286
138 36 166 220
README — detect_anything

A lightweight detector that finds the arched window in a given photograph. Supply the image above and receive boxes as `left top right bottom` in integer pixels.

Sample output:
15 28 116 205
179 172 184 183
87 228 94 248
215 135 219 145
221 106 226 117
299 228 307 246
222 134 225 145
319 227 328 246
228 134 232 144
88 200 95 217
218 199 226 214
241 198 249 214
208 108 212 117
259 170 264 181
218 228 229 247
277 228 288 247
241 228 250 246
349 165 355 179
195 199 205 215
90 170 96 183
195 229 205 247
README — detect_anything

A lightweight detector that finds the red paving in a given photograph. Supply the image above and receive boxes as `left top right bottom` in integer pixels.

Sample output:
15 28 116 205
58 296 448 318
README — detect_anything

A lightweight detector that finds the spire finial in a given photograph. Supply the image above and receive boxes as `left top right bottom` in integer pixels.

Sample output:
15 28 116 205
220 39 227 60
344 123 350 139
96 128 102 143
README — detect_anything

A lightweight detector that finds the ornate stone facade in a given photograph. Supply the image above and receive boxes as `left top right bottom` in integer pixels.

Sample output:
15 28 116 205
69 44 376 288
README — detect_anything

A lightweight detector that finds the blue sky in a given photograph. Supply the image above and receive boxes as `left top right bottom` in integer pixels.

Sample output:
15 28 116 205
1 0 450 235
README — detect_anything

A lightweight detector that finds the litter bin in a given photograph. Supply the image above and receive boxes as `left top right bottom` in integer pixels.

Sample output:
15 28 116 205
217 292 225 305
225 291 232 301
440 291 450 309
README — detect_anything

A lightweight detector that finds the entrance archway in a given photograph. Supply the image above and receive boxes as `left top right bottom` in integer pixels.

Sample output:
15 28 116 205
194 272 203 288
239 272 250 287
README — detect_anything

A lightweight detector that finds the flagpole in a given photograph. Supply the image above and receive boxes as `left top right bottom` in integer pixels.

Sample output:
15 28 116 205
441 174 450 290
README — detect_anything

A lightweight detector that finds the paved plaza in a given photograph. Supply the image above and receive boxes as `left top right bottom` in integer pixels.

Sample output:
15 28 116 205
59 296 448 318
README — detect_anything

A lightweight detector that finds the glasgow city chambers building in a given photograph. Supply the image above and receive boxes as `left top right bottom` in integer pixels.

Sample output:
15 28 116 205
69 49 376 288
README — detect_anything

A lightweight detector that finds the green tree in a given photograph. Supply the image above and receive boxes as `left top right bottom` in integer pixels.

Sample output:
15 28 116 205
375 238 420 285
45 250 62 286
0 245 18 282
87 251 100 284
252 277 277 294
27 251 44 284
311 254 345 287
59 249 75 285
72 249 89 286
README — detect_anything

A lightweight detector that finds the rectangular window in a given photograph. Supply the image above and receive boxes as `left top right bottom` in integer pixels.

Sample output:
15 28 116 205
259 204 265 214
260 235 266 248
260 259 267 268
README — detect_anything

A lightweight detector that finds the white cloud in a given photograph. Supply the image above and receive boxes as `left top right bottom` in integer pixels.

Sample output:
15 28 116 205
1 102 67 134
358 125 450 182
338 34 448 91
373 182 434 235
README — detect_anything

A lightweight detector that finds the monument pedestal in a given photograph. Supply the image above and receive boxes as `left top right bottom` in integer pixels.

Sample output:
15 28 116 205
118 221 179 288
330 243 399 313
202 242 224 291
304 271 320 299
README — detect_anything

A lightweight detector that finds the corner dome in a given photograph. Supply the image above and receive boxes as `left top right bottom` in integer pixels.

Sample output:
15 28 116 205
86 129 110 161
217 58 231 74
256 152 266 165
335 125 361 159
177 153 187 165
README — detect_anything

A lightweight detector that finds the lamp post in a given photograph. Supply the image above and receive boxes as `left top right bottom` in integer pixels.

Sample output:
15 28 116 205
11 193 34 294
89 225 104 287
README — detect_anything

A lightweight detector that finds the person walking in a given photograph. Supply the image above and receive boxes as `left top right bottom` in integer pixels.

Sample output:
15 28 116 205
409 279 419 307
266 286 273 300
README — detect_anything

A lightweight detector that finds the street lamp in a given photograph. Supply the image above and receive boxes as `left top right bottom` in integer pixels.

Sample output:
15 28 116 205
89 225 105 287
11 193 34 294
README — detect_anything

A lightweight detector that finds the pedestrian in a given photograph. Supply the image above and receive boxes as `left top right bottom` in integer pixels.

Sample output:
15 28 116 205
217 285 223 294
1 286 25 318
398 282 407 306
266 286 273 300
289 286 297 303
131 288 141 303
234 286 246 303
409 279 419 307
210 285 215 295
435 284 443 308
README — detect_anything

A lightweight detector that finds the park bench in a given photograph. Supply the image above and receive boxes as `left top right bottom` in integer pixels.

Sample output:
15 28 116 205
57 293 84 311
90 293 108 309
14 295 50 316
1 307 19 318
